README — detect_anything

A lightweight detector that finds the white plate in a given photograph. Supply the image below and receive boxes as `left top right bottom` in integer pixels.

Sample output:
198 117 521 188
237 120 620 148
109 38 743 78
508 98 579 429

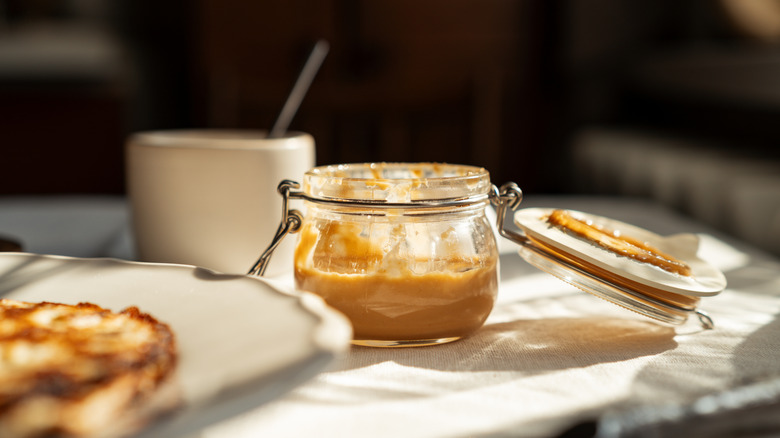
514 208 726 297
0 253 352 437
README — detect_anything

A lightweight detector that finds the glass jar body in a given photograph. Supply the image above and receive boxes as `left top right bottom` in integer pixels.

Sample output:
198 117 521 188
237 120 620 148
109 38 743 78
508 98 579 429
294 201 499 347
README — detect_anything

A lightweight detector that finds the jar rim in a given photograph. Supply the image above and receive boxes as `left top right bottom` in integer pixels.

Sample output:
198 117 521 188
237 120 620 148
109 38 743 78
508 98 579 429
302 162 492 205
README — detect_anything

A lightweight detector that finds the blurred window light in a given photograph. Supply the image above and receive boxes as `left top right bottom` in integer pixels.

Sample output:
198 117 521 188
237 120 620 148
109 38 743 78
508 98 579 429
721 0 780 41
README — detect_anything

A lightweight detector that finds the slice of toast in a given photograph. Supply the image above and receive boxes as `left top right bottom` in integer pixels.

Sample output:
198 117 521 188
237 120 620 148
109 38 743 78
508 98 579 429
0 299 178 438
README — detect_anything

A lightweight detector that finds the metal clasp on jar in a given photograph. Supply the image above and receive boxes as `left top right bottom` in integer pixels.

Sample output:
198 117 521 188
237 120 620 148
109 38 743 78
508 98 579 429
247 180 304 276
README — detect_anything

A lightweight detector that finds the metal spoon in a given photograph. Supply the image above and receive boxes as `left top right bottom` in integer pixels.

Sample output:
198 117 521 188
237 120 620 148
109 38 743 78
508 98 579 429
268 39 329 138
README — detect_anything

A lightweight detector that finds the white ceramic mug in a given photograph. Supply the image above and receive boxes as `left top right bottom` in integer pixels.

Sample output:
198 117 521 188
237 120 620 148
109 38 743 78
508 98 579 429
126 130 315 276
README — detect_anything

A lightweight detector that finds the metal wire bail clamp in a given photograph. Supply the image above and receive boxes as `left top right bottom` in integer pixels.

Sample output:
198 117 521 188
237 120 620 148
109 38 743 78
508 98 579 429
247 180 303 276
489 182 526 246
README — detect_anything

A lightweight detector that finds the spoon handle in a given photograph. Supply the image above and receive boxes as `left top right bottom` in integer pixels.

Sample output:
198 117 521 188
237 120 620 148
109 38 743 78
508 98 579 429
269 39 330 138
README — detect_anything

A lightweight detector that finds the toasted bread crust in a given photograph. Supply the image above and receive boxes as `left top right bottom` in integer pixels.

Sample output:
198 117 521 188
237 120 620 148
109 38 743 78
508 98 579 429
0 299 178 438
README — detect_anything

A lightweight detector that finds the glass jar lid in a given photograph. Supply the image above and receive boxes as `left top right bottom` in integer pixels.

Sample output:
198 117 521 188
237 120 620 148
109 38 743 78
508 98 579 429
501 205 726 328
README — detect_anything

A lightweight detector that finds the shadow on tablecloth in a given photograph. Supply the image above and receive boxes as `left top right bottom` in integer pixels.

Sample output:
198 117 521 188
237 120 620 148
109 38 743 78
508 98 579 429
338 317 677 375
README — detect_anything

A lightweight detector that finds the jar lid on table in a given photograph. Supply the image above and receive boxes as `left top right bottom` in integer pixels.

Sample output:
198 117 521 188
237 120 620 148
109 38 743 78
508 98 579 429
499 205 726 329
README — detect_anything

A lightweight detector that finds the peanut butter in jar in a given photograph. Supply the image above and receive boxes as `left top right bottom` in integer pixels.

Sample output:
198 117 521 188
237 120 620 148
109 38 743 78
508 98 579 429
292 163 499 347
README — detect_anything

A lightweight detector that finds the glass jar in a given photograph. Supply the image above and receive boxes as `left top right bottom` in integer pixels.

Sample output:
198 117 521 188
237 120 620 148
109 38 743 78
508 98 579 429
290 163 499 347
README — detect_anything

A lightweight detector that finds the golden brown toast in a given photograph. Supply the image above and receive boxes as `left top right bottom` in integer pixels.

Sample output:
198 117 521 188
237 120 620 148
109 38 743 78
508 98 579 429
0 299 178 438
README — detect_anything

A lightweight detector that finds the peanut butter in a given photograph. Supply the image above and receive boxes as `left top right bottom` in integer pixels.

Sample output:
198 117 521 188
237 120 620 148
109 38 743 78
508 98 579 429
294 220 498 343
292 162 498 346
547 210 692 276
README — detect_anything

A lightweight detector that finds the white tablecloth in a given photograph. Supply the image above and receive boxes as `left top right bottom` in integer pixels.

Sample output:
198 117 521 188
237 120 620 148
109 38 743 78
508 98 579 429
2 195 779 437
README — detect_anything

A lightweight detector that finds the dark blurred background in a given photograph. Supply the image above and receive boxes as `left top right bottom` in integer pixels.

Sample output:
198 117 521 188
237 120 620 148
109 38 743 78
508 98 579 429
2 0 780 252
